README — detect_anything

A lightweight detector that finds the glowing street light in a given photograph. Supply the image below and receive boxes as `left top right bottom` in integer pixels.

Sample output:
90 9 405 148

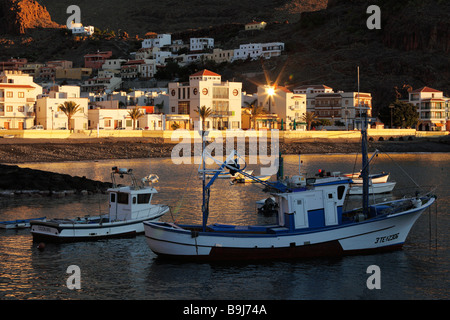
266 86 275 115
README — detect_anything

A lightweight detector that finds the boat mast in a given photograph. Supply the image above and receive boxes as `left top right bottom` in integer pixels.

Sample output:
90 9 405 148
359 66 369 215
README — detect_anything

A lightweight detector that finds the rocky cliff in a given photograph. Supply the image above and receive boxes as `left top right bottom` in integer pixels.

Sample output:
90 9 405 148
0 0 61 34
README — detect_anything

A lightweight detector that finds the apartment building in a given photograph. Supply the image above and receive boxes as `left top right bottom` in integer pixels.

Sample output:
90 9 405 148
84 51 113 69
120 59 157 79
202 48 234 64
168 69 242 130
0 58 28 72
0 70 42 129
257 85 307 130
142 34 172 49
35 86 89 130
408 86 450 131
190 38 214 52
293 84 372 129
233 42 284 61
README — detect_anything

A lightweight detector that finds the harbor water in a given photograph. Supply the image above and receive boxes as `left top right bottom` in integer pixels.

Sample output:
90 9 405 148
0 153 449 300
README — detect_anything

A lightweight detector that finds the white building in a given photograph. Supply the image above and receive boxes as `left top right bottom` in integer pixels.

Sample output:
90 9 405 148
190 38 214 52
142 34 172 49
0 70 42 129
233 42 284 61
70 22 94 36
408 86 450 131
168 69 242 130
293 84 372 129
35 85 88 130
257 85 307 130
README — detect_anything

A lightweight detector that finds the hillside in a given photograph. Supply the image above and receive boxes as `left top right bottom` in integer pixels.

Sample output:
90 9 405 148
36 0 327 35
0 0 449 115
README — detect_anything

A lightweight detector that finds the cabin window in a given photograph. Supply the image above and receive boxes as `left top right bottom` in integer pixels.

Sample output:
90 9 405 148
337 186 346 200
138 193 152 204
132 196 137 204
328 193 333 199
117 192 129 204
110 193 116 203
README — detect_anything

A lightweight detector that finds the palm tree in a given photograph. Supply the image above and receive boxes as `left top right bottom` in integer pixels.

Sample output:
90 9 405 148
195 105 212 131
128 106 143 130
243 99 266 130
302 111 318 131
58 101 81 132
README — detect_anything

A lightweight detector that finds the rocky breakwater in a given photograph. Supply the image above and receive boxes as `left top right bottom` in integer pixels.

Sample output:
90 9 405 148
0 164 112 197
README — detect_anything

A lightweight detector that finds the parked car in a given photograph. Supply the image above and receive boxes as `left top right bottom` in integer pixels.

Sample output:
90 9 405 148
56 127 67 130
0 126 6 130
30 125 44 130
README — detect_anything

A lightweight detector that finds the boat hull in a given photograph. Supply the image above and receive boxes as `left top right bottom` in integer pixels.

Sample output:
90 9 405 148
31 205 169 243
349 182 396 195
144 198 433 261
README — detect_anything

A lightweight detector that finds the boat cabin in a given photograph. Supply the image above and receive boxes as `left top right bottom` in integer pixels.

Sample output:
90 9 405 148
108 167 159 221
274 179 350 231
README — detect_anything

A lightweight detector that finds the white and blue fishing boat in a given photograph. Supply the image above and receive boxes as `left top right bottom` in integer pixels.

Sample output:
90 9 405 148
31 167 169 242
144 114 436 261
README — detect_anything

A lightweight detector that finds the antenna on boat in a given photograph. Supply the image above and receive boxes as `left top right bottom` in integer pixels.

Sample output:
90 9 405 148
358 65 369 215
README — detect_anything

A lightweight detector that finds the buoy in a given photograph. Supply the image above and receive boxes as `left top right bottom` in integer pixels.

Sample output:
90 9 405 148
37 242 45 251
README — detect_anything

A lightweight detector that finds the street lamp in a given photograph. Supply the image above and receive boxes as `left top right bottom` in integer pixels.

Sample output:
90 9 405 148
389 104 394 128
266 86 275 128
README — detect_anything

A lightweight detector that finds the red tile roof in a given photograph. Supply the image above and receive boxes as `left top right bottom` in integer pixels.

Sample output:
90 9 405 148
0 84 35 89
411 86 441 93
190 69 221 77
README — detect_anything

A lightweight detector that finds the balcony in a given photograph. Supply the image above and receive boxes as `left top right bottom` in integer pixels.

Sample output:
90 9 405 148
211 110 233 117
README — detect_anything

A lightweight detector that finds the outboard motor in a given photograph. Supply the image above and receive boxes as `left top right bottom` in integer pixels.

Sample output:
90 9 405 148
229 159 240 176
258 197 279 216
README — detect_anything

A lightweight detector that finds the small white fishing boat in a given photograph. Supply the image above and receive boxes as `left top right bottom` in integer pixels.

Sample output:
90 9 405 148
144 113 436 261
0 217 46 229
30 167 169 242
349 181 396 195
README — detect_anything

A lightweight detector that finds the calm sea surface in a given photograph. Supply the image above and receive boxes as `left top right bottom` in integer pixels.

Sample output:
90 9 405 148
0 153 449 300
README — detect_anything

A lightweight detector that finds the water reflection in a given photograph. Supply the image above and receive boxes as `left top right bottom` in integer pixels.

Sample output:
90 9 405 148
0 153 449 299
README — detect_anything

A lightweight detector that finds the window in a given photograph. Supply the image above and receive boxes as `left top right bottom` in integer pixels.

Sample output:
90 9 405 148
117 192 129 204
18 92 24 98
110 193 116 203
137 193 152 204
6 106 13 112
6 92 13 98
18 106 24 112
337 186 346 200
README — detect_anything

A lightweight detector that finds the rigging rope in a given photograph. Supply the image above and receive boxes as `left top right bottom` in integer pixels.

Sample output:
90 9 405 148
378 149 422 191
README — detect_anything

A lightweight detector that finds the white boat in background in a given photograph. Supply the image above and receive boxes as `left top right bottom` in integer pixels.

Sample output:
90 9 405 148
0 217 46 229
349 181 396 195
31 167 169 242
144 113 436 261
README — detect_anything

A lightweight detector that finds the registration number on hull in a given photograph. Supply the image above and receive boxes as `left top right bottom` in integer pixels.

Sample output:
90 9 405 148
34 225 55 233
375 233 399 244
